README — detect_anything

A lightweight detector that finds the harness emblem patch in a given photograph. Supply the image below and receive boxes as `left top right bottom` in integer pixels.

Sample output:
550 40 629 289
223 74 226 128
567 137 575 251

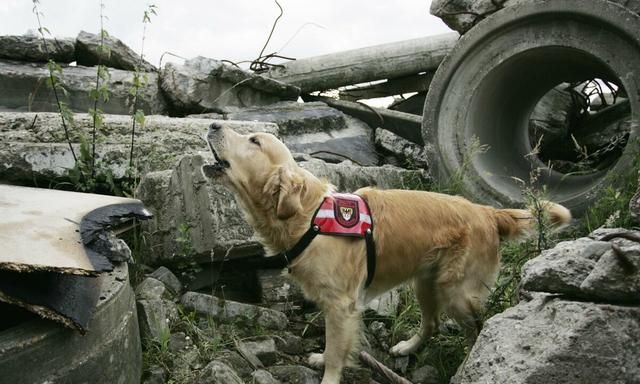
335 198 359 227
340 206 353 221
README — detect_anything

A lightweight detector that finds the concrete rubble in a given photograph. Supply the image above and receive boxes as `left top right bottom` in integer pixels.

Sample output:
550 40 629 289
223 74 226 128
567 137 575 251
75 30 156 71
431 0 640 34
180 291 289 330
0 35 75 63
453 229 640 383
160 56 299 115
0 60 166 114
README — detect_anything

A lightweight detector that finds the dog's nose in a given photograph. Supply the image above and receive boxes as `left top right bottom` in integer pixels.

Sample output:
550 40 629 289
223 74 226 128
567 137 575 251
209 122 222 132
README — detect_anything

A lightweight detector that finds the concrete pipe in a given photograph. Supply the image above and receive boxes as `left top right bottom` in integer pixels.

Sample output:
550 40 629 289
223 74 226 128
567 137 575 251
0 263 142 384
423 0 640 213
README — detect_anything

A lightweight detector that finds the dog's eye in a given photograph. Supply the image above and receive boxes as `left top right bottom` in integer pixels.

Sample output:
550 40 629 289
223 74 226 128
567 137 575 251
249 136 261 147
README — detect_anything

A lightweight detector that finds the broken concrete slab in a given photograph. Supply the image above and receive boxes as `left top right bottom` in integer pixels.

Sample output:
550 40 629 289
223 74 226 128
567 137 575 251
521 235 640 303
430 0 507 34
0 59 166 114
268 365 320 384
0 263 142 383
0 35 75 63
251 369 279 384
180 291 288 330
137 154 430 265
135 277 170 301
375 128 430 169
198 360 244 384
191 101 379 166
0 185 150 331
0 268 100 332
0 113 277 181
451 294 640 384
150 266 183 296
528 86 574 162
160 56 299 115
299 157 431 192
237 337 278 366
75 30 156 72
257 268 305 309
137 299 172 341
432 0 640 35
0 185 150 274
285 114 377 165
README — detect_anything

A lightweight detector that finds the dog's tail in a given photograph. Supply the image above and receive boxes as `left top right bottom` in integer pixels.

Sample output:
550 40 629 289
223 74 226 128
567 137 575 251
495 200 571 240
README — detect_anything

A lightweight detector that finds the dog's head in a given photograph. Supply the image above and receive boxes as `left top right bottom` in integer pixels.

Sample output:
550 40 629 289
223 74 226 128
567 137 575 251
202 123 305 220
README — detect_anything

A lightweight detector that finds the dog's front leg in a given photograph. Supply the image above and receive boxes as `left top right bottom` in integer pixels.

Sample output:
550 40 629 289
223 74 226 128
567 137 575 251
314 300 360 384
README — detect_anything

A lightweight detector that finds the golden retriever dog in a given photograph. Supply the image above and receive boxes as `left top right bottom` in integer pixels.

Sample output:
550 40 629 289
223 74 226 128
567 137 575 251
202 123 571 384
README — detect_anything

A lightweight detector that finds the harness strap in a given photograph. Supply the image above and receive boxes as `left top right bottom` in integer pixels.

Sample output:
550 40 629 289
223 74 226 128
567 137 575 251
282 224 320 268
364 229 376 288
282 225 377 289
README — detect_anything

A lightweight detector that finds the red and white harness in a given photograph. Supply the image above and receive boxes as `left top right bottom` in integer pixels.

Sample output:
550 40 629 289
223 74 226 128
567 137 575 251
282 193 377 288
313 193 373 237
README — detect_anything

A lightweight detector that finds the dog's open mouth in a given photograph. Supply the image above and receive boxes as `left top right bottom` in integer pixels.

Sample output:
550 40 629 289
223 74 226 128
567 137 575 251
202 141 230 178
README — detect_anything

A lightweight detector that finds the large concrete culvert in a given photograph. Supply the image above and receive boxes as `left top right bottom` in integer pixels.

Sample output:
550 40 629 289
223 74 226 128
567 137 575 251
423 0 640 214
0 263 141 383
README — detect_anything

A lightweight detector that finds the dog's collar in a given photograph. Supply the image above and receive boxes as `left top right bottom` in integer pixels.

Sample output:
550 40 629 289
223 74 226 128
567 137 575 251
281 193 377 288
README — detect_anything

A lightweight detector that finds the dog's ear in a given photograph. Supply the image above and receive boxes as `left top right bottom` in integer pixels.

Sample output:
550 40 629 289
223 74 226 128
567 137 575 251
264 165 303 220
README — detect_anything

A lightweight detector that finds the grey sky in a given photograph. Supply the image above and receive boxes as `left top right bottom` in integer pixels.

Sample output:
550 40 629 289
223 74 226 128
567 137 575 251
1 0 451 68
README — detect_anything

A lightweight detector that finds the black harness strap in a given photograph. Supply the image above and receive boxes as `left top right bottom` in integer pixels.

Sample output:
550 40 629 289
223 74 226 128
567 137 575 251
281 226 377 289
282 224 320 268
364 229 376 288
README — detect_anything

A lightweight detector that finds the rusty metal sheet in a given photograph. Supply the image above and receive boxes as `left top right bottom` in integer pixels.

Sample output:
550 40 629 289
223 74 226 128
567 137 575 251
0 185 150 274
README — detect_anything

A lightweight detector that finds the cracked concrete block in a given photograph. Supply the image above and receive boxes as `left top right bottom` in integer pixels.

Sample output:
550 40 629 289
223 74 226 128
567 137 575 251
375 128 430 169
160 56 299 115
198 360 243 384
135 277 170 301
0 60 166 114
452 295 640 384
76 30 156 72
192 101 380 166
150 266 183 296
181 291 288 330
237 337 278 366
0 113 272 182
0 35 75 63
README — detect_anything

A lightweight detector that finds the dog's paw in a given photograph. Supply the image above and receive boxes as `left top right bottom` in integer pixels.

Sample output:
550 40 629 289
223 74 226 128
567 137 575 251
389 335 422 356
308 353 325 368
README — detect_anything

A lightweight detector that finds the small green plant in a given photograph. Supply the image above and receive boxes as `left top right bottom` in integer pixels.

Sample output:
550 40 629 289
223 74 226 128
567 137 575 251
126 4 157 187
173 223 203 283
32 1 158 196
89 1 111 179
437 137 489 196
581 150 639 232
32 0 77 164
142 327 173 372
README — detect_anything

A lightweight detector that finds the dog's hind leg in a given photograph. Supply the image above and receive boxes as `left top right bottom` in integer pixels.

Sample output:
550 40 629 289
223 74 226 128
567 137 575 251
390 275 440 356
446 290 484 346
313 298 361 384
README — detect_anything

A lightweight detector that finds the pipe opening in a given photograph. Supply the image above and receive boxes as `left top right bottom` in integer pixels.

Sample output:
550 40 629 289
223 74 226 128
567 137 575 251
469 46 632 204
